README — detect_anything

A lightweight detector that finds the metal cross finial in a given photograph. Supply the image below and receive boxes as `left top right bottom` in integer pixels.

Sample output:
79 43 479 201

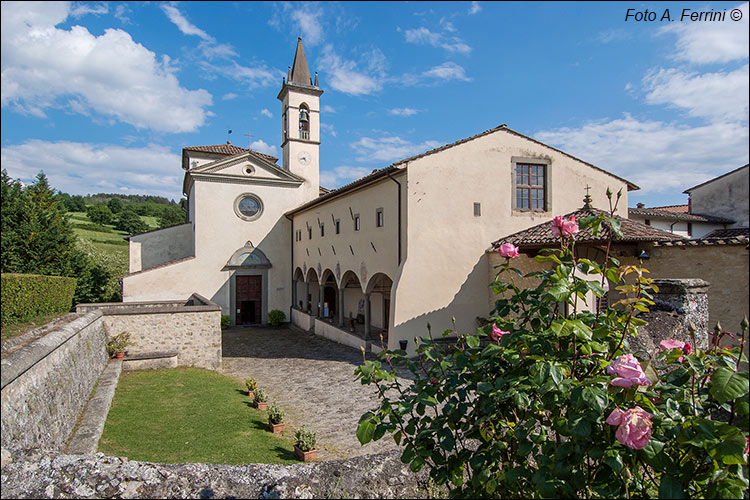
244 132 255 149
583 185 593 208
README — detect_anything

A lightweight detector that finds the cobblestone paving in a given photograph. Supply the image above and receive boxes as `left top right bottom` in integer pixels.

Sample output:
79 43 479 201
221 326 410 461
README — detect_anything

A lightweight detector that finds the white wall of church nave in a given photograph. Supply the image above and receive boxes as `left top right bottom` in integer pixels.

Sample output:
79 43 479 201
291 172 404 291
390 129 631 351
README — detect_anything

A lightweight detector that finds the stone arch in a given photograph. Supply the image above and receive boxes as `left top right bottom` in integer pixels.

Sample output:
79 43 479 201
320 269 338 321
294 267 304 282
365 272 394 295
225 244 271 268
306 267 319 285
340 270 364 293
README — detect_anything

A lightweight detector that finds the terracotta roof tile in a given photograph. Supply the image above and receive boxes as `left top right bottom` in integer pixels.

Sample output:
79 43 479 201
651 204 689 213
628 207 734 224
700 227 749 239
491 207 685 250
184 144 278 164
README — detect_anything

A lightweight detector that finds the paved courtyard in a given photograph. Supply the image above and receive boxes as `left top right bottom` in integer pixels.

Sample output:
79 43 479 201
220 325 410 461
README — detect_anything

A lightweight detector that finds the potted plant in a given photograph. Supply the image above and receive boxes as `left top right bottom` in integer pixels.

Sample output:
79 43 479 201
244 378 258 399
293 426 317 462
106 331 133 360
268 309 285 326
267 403 285 433
253 388 268 410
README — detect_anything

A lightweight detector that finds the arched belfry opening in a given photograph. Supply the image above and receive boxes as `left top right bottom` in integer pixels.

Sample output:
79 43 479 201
299 103 310 140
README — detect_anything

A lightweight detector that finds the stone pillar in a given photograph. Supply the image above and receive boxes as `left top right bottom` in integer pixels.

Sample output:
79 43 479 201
292 280 297 309
364 293 371 340
338 287 345 328
304 282 310 314
634 278 710 352
318 284 325 318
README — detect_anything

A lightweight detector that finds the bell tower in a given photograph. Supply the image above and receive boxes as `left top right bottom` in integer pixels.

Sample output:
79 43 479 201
277 37 323 202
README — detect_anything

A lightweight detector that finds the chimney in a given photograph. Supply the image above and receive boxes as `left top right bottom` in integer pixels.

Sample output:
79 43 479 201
637 202 645 208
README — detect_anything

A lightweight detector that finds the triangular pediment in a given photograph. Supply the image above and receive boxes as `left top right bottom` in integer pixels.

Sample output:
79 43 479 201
190 151 304 185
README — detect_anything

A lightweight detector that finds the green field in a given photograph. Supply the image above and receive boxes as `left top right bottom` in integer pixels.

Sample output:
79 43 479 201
67 211 158 301
98 368 298 464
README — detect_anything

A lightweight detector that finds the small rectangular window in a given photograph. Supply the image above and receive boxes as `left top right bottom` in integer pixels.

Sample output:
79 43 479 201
321 223 325 237
687 223 693 237
335 219 340 234
308 227 312 240
354 214 360 231
644 219 651 226
474 202 481 216
376 208 384 227
515 163 546 211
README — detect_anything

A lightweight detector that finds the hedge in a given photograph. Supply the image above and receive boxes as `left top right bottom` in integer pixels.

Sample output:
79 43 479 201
1 273 77 327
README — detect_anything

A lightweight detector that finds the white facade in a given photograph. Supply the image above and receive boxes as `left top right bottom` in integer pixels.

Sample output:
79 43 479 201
124 39 638 350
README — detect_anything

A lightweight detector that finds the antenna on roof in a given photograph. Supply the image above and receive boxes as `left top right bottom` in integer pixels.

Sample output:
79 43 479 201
226 128 232 144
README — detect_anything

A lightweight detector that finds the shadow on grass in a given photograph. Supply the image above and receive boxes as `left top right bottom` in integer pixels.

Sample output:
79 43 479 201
273 445 297 461
249 419 269 432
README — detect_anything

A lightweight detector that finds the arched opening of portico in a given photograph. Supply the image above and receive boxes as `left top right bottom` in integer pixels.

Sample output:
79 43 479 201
365 273 394 344
305 268 320 316
320 269 338 322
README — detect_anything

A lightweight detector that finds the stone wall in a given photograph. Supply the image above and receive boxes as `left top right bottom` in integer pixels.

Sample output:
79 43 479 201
77 294 222 370
647 243 749 339
1 312 108 452
0 448 432 499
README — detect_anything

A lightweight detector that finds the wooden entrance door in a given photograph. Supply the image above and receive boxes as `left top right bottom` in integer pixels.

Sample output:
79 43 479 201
236 275 262 325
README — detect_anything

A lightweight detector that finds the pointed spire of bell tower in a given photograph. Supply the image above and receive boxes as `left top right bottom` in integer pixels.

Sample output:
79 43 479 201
290 37 312 86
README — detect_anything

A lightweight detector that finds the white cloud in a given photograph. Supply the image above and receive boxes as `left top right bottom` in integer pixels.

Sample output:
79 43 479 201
321 122 337 137
70 2 108 18
1 140 183 199
535 114 749 195
269 3 325 46
597 29 631 44
249 139 277 157
399 62 472 86
319 45 382 95
658 2 748 64
161 4 212 41
0 2 213 133
389 108 419 116
643 65 749 122
222 93 238 101
321 104 336 113
351 136 441 163
200 61 281 89
114 4 132 24
320 166 373 188
403 26 471 54
260 108 273 118
469 1 481 15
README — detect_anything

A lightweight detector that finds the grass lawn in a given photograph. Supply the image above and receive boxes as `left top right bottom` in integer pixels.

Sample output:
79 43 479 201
98 368 298 465
1 312 71 343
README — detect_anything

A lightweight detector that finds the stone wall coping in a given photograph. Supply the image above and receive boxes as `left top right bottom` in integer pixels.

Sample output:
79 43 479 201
651 278 710 294
0 311 103 390
76 294 221 316
123 351 178 361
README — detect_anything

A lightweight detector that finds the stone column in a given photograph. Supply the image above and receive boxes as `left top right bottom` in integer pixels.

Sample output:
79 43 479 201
318 284 325 318
364 293 371 340
292 280 297 309
304 281 310 314
338 287 345 328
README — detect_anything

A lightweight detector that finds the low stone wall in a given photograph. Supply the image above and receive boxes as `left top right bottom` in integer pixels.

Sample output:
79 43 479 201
1 312 108 452
291 308 314 332
0 448 432 499
313 319 368 351
77 294 222 370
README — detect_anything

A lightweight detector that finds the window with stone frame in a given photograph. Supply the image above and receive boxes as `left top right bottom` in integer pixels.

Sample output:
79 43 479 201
515 163 546 211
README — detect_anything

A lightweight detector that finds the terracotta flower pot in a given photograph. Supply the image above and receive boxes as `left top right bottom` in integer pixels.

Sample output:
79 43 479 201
294 445 317 462
268 420 285 434
114 352 124 360
256 401 268 410
248 390 254 400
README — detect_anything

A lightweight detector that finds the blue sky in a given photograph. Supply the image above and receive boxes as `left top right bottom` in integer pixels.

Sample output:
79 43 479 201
1 1 748 208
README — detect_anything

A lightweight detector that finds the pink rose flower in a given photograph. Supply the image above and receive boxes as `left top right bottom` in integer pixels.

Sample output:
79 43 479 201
659 339 692 362
551 215 579 237
490 324 508 342
498 243 520 258
607 354 651 387
606 406 653 450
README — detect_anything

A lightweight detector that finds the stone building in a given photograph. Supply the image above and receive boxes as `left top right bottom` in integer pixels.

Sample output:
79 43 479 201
123 38 640 352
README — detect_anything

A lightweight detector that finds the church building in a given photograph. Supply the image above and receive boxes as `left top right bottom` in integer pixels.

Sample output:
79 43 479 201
123 38 638 352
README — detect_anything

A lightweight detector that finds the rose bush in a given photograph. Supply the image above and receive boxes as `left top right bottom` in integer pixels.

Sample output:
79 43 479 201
355 190 749 498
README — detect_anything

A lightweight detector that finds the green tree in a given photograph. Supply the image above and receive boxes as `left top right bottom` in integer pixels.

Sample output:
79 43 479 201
158 204 187 229
115 209 150 235
107 197 123 214
86 204 113 225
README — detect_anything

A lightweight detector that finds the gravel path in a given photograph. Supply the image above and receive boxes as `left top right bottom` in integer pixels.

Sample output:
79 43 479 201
220 325 410 461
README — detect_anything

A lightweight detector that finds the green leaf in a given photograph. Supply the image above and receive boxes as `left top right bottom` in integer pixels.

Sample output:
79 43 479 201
438 428 456 451
709 367 749 404
659 475 684 499
465 335 480 348
580 386 608 412
356 418 376 445
410 456 426 472
401 445 415 464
